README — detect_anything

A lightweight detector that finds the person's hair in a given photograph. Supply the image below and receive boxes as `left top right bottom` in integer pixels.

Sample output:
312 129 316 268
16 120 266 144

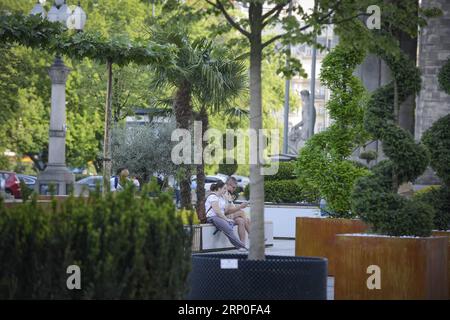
226 176 237 185
210 180 225 191
116 167 125 175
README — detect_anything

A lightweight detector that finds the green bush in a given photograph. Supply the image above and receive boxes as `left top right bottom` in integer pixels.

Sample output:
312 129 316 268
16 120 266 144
414 186 450 231
420 113 450 231
218 158 238 176
422 114 450 186
352 45 433 236
296 44 370 218
438 58 450 95
265 161 296 181
244 180 318 204
0 186 192 299
19 180 34 201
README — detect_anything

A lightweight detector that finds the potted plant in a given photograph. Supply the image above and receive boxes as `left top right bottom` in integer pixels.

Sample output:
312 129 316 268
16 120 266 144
419 111 450 297
295 44 370 275
336 39 448 299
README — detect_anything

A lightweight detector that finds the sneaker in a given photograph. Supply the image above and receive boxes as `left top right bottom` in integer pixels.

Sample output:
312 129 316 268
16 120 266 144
237 248 248 253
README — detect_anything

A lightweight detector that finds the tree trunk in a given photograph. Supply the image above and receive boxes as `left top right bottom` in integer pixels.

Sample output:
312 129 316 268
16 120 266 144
248 3 265 260
174 80 193 210
196 107 208 223
103 60 113 194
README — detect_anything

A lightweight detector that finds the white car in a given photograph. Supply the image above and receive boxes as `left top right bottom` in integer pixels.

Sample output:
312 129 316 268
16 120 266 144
191 174 228 192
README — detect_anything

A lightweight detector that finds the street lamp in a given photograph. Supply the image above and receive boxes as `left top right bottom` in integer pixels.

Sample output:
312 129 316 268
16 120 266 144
30 0 87 195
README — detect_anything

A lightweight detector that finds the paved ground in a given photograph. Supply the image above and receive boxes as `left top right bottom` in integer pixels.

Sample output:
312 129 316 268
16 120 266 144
205 239 335 300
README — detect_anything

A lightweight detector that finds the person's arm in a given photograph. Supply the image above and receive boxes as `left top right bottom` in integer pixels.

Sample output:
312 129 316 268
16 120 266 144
225 202 248 214
211 201 232 221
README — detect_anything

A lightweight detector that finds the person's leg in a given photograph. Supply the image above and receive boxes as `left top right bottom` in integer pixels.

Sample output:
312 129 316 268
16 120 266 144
209 216 246 249
244 217 250 234
234 217 246 242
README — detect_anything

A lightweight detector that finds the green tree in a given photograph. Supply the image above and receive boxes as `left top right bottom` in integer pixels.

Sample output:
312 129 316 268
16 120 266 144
205 0 438 259
149 27 247 213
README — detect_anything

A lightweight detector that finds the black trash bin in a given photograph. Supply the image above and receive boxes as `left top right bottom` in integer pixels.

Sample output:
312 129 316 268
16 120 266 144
188 254 328 300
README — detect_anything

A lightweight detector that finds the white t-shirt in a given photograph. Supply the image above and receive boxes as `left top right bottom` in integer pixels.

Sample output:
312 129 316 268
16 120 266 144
205 193 226 218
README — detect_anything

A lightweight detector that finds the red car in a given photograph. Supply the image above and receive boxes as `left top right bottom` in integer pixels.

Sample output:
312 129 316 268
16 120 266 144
0 171 21 199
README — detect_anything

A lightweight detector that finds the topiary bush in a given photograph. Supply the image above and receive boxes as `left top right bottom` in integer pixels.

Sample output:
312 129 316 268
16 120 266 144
296 44 370 218
244 180 318 204
438 58 450 95
0 185 192 299
422 114 450 186
420 113 450 230
414 186 450 231
351 44 433 237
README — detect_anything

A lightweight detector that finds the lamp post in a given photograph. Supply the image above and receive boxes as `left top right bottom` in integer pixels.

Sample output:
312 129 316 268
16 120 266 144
30 0 87 195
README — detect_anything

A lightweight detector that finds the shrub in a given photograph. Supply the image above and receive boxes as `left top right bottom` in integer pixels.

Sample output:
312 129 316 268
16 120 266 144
438 58 450 95
352 45 433 236
420 113 450 231
0 186 192 299
265 161 296 181
218 158 238 177
244 180 318 204
19 180 33 201
422 114 450 186
296 44 370 218
414 186 450 231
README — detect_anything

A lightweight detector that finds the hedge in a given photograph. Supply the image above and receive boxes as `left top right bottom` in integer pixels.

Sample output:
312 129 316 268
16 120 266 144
265 161 296 181
0 186 193 299
244 180 318 204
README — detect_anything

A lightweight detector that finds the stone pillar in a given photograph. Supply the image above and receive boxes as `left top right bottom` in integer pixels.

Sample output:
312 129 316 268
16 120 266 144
36 57 75 195
415 0 450 184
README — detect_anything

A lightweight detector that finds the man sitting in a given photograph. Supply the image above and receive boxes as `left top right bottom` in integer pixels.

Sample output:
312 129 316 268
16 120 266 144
224 177 250 243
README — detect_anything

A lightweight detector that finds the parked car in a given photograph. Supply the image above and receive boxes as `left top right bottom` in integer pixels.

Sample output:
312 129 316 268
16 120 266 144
75 175 103 193
0 171 21 198
191 174 228 192
17 174 37 188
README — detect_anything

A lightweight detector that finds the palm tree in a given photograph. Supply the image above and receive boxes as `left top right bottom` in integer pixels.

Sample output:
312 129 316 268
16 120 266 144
149 28 247 214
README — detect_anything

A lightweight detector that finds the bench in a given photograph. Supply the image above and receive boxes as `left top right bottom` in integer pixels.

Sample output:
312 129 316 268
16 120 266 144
190 221 274 252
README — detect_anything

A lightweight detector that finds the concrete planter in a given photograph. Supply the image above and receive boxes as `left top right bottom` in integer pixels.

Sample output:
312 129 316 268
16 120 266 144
188 254 328 300
335 234 448 300
295 217 368 275
251 204 319 238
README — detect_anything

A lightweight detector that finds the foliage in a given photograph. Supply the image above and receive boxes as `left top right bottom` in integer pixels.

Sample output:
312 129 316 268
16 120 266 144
218 158 238 176
438 58 450 95
414 186 450 231
111 121 177 181
422 114 450 186
296 44 370 218
359 150 378 164
0 13 176 66
245 161 318 204
420 113 450 231
0 186 192 299
265 161 296 181
244 179 318 204
351 40 433 236
19 180 33 201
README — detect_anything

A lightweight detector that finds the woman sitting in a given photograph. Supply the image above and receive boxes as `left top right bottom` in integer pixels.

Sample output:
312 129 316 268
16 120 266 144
205 181 247 251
